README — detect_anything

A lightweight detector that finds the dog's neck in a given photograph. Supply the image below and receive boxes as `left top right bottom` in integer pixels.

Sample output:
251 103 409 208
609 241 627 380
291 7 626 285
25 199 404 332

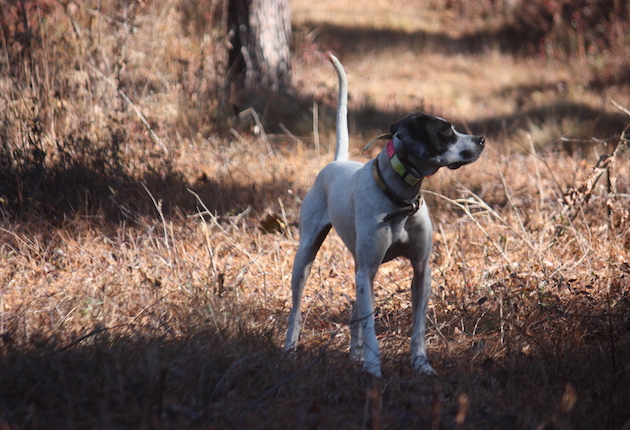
374 140 424 201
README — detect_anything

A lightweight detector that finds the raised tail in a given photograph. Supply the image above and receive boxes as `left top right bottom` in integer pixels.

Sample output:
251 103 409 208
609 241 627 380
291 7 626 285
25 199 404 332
328 53 349 161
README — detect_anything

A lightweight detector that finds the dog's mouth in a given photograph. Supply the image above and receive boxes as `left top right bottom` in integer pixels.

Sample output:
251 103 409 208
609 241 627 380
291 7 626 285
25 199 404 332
447 162 464 170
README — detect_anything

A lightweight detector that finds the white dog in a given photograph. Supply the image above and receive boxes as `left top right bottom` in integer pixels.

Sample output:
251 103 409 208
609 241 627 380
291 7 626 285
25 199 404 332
285 54 485 377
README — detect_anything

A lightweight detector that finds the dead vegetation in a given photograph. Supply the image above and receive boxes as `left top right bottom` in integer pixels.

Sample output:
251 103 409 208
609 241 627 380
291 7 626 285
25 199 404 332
0 0 629 428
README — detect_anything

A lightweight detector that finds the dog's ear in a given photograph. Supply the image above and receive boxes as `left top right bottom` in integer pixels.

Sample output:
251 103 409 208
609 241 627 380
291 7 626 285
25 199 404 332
390 112 425 134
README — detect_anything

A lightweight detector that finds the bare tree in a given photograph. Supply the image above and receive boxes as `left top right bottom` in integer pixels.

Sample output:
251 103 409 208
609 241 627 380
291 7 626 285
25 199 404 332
228 0 292 93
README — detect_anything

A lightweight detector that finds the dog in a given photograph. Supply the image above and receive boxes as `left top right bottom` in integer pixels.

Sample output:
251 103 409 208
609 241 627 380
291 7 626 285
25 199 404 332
284 53 485 377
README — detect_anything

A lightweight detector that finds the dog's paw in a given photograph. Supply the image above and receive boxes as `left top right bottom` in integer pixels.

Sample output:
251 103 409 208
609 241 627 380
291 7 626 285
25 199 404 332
362 362 383 379
412 357 437 376
283 339 299 354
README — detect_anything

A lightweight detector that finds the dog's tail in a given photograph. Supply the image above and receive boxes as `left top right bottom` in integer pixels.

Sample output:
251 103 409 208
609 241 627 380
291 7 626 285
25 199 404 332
328 53 349 161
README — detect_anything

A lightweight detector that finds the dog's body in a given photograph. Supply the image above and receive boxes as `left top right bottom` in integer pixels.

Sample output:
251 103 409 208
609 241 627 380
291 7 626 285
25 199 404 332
285 54 485 377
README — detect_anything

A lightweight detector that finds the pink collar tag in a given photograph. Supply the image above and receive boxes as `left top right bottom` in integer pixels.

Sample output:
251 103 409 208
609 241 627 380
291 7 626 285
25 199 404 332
386 140 396 158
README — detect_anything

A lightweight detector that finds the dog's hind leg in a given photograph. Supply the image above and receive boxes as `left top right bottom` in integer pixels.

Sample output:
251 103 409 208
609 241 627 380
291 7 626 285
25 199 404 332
285 197 332 351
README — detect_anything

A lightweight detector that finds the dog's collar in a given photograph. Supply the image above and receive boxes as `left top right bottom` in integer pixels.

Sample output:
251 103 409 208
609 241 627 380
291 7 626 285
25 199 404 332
385 140 423 186
372 159 423 221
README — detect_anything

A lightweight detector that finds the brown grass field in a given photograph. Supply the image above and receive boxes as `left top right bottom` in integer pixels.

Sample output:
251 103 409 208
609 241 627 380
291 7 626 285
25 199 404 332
1 0 629 428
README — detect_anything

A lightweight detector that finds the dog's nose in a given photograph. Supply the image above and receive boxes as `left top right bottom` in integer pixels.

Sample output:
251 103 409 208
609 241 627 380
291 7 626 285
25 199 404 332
477 136 485 146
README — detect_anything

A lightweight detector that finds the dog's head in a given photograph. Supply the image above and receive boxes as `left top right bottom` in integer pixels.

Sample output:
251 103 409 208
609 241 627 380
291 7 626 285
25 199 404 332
390 113 485 177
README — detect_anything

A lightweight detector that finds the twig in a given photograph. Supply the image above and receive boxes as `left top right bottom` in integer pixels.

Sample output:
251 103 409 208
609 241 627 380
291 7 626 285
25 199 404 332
495 163 536 253
187 188 220 275
60 324 126 351
278 197 293 240
458 183 544 255
529 134 546 211
531 311 626 328
85 61 169 155
187 189 269 299
229 127 249 148
130 291 178 326
61 326 108 351
0 227 39 253
142 183 171 258
437 223 456 271
560 154 610 226
239 107 273 156
559 136 618 144
279 123 301 147
610 99 630 117
313 101 320 168
423 189 514 270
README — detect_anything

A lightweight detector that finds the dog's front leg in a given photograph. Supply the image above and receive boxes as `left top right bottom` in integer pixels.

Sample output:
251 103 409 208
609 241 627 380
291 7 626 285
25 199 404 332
353 265 382 377
410 260 436 375
349 300 363 362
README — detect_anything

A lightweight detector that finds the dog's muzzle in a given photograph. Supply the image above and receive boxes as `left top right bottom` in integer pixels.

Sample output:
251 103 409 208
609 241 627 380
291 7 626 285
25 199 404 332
448 136 485 169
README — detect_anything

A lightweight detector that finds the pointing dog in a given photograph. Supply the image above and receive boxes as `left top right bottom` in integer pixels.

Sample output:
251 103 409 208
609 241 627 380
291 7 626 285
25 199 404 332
285 54 485 377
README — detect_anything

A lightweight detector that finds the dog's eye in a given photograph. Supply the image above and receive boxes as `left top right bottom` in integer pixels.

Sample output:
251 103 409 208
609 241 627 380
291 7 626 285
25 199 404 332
440 128 454 139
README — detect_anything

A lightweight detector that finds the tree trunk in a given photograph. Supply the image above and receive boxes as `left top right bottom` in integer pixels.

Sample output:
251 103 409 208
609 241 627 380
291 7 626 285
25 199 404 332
228 0 292 93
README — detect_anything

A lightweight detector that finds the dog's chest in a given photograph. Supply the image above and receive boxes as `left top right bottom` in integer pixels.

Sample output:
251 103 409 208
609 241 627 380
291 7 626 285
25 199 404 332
382 221 414 261
383 210 431 262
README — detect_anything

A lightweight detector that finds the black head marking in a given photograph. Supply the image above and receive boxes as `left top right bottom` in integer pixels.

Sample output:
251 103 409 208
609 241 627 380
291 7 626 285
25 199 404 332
390 113 425 135
390 112 456 158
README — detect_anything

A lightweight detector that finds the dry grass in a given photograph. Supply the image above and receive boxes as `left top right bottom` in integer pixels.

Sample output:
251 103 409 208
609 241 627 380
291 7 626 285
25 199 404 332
1 0 630 428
